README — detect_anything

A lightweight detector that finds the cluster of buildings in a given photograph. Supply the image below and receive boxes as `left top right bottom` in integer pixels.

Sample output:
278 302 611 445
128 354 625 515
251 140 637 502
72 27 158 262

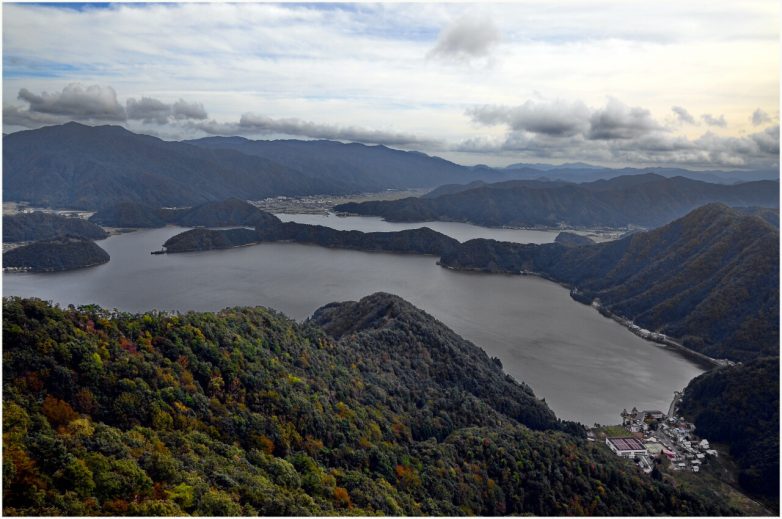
594 406 717 475
627 324 667 342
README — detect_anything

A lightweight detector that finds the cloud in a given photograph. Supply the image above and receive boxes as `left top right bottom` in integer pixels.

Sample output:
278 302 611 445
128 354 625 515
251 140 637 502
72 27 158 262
467 100 590 137
2 104 65 128
126 96 171 124
193 113 441 147
126 96 208 123
18 83 126 121
587 99 662 140
468 98 662 141
458 97 778 168
751 108 772 126
172 99 207 120
427 15 500 61
700 113 727 127
671 106 696 125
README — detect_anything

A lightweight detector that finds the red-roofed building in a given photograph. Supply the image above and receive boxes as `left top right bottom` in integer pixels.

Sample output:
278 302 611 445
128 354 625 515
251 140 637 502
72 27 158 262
605 437 647 458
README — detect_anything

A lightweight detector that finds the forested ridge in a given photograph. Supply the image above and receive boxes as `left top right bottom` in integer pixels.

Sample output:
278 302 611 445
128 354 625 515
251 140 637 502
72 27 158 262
439 204 779 362
336 174 779 228
3 212 108 243
3 237 110 272
679 358 779 509
2 295 734 516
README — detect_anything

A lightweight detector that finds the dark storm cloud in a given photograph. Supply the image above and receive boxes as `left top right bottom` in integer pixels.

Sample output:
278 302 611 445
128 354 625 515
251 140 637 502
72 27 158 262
427 15 500 61
700 113 727 127
671 106 696 125
17 83 126 120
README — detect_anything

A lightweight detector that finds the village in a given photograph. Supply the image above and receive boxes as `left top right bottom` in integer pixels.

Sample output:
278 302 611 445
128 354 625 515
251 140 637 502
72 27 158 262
588 395 718 477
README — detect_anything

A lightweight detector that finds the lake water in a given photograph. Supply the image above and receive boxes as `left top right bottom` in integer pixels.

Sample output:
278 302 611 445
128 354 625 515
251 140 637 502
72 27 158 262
3 221 704 425
276 212 564 244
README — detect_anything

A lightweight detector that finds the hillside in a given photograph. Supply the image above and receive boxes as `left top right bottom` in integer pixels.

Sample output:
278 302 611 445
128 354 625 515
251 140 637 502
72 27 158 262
3 237 110 272
336 174 779 228
162 228 260 253
679 358 779 509
3 295 734 515
162 221 460 257
89 202 168 228
439 204 779 362
554 232 595 247
91 199 281 229
2 123 502 210
186 136 500 192
2 123 340 210
3 212 108 242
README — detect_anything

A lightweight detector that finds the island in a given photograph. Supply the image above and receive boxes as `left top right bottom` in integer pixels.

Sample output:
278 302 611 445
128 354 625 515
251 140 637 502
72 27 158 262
3 236 110 272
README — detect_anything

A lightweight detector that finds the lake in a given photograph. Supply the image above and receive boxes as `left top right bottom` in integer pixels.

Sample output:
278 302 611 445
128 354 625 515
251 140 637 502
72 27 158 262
3 220 704 425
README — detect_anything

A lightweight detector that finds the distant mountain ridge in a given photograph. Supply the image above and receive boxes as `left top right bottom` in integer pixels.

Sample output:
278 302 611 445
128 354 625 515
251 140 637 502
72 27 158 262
337 174 779 228
4 122 776 211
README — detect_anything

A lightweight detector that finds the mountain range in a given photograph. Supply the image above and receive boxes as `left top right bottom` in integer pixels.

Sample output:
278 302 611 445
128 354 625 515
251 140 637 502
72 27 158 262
3 123 777 211
337 174 779 228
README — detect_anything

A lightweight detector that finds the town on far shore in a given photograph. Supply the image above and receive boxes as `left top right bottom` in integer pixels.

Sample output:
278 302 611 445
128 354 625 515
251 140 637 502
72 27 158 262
588 393 717 477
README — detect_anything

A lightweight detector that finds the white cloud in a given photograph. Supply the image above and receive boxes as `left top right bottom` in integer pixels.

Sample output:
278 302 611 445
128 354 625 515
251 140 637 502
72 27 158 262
1 2 778 169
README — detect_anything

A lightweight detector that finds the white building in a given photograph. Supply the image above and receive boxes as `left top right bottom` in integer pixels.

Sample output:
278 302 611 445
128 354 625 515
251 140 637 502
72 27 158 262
605 437 647 458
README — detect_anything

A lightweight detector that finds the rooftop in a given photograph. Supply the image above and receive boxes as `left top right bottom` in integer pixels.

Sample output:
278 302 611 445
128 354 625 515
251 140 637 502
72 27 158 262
607 437 646 451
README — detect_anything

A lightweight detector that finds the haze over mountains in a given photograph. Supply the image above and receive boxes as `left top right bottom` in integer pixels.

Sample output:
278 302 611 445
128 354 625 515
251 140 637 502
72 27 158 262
2 123 778 211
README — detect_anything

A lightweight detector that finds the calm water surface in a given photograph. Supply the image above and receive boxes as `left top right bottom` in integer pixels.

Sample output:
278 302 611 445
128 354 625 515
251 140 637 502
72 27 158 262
3 222 704 424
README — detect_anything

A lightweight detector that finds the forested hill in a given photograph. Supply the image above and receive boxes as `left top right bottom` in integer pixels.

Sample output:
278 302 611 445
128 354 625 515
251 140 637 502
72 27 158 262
3 237 110 272
3 124 492 210
440 204 779 362
3 295 733 516
3 212 108 242
90 198 281 228
185 136 506 191
679 358 779 510
336 174 779 228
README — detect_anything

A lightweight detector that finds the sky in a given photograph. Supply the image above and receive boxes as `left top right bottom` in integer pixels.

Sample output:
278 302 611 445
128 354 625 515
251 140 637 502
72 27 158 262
2 1 780 169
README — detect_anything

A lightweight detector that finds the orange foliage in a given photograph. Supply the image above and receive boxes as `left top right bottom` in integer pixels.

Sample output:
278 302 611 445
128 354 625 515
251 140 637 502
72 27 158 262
41 395 78 427
334 487 351 508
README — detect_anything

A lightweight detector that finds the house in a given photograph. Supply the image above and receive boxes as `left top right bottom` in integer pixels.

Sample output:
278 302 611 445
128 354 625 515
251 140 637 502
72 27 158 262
643 410 665 420
606 437 647 458
699 439 710 449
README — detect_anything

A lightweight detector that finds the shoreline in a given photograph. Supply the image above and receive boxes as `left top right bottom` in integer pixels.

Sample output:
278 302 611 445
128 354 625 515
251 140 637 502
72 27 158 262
438 262 724 370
